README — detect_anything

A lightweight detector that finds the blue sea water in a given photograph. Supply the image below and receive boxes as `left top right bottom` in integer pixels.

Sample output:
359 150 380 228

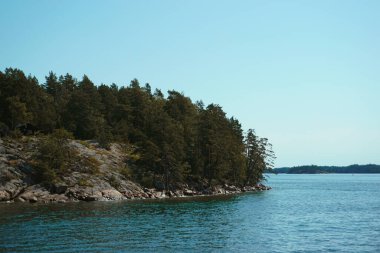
0 174 379 252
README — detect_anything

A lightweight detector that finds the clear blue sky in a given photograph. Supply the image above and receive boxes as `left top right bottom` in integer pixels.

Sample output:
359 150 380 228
1 0 379 167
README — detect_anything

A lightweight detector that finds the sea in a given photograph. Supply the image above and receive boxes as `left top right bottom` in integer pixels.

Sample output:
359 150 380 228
1 174 379 252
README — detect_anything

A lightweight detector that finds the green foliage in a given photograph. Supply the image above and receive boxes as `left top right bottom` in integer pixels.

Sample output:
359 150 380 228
6 96 32 129
97 126 113 149
33 129 74 183
78 178 93 187
108 175 121 189
119 166 133 179
0 67 276 187
140 173 155 188
9 129 23 139
80 156 100 174
78 140 91 148
245 129 276 185
0 121 9 137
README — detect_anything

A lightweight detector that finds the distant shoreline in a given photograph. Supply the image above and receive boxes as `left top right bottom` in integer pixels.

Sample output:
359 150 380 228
270 164 380 174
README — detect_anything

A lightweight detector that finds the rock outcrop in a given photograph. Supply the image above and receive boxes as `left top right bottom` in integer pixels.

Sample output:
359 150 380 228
0 137 270 204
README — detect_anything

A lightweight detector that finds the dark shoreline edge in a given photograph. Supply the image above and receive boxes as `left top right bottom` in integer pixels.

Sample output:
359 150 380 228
1 183 271 204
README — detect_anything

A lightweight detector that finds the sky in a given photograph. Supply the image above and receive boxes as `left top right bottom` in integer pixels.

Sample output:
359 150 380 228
1 0 379 167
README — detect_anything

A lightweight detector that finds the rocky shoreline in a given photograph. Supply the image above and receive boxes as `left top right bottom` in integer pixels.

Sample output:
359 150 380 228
0 182 271 204
0 137 271 204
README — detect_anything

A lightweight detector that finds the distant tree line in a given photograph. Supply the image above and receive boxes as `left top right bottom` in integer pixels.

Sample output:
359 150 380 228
0 68 275 188
273 164 380 174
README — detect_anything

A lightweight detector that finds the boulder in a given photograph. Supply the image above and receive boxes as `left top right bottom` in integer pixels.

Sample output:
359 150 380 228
152 191 166 198
167 191 174 198
14 197 25 203
101 189 124 200
66 186 102 201
213 186 225 195
83 195 100 201
19 191 39 203
122 191 134 199
174 190 184 197
0 190 10 201
81 191 102 201
29 196 38 203
243 186 255 192
0 180 25 199
224 184 239 192
184 189 194 196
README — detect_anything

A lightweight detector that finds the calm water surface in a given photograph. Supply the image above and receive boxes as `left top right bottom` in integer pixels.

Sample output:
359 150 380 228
1 174 380 252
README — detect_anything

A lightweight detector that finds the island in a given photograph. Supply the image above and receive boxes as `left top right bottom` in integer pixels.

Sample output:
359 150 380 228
272 164 380 174
0 68 274 203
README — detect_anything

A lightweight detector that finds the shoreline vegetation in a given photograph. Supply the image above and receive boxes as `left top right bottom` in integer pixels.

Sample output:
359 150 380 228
272 165 380 174
0 68 274 203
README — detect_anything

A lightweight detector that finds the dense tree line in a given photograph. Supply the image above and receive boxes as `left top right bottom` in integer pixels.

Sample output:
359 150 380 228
0 68 275 188
273 164 380 174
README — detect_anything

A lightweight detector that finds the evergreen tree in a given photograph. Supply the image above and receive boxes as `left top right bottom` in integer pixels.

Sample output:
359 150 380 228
65 75 104 139
6 96 32 129
244 129 275 185
0 67 275 187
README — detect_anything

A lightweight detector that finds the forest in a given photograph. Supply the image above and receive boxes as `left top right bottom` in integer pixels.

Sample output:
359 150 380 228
0 68 275 189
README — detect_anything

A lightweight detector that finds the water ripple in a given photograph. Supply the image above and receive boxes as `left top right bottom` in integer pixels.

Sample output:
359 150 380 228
1 174 380 252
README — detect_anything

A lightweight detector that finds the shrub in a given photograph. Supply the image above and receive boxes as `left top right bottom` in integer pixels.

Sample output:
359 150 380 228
119 166 133 179
81 156 100 174
9 129 22 139
78 140 91 148
0 122 9 137
108 175 120 189
33 129 74 183
78 178 93 187
140 173 155 188
97 129 113 150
